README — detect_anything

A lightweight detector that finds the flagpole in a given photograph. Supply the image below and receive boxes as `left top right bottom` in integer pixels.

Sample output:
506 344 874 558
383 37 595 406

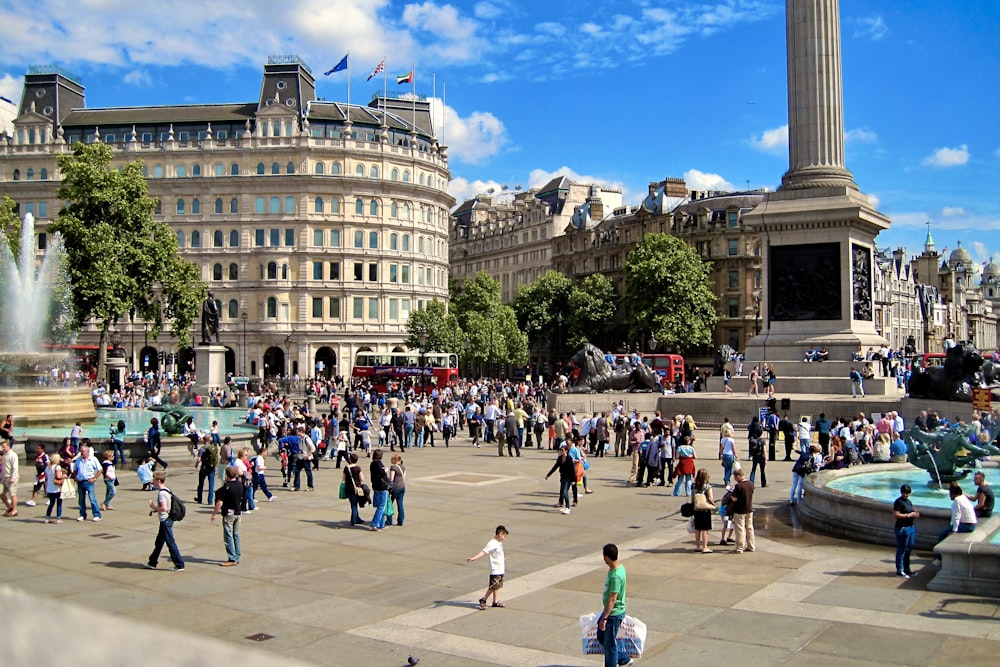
346 50 351 126
432 72 436 141
411 64 416 134
442 81 446 145
382 56 387 123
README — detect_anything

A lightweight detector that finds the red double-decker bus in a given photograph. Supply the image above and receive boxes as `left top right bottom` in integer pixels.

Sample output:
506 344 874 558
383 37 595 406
614 353 686 387
351 351 459 393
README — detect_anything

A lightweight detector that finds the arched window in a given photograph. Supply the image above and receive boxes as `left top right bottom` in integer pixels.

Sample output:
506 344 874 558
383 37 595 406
391 202 398 218
267 297 277 318
369 231 379 249
40 168 48 180
271 162 280 175
153 165 164 178
230 197 239 214
26 168 34 180
176 231 185 248
214 163 224 176
176 165 186 178
355 165 365 177
267 262 277 280
402 203 410 220
391 168 399 181
355 198 364 215
213 230 224 247
330 197 340 214
390 233 398 250
281 264 288 280
191 230 201 248
354 230 364 248
230 162 240 176
256 162 265 175
191 198 200 214
402 234 410 251
370 166 379 179
214 198 223 214
229 230 239 247
314 197 324 213
418 236 425 253
228 263 238 280
12 169 20 180
369 199 379 216
314 162 325 175
419 173 424 185
228 299 239 319
402 170 410 182
330 162 341 175
286 161 295 174
192 164 201 177
212 263 223 280
176 198 185 214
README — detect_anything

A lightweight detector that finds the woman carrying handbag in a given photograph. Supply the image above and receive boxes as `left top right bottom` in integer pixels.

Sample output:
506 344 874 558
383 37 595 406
691 468 716 553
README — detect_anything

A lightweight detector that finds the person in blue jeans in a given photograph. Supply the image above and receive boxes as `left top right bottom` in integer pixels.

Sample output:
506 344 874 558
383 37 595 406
144 472 184 571
73 443 103 522
597 543 633 666
892 484 919 578
369 449 390 531
937 482 977 545
386 453 406 526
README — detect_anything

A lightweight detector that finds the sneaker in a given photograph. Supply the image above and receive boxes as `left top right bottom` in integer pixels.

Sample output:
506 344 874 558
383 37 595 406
142 563 156 570
92 517 102 522
560 508 571 515
25 500 36 507
268 496 275 502
170 565 185 572
77 516 85 522
896 572 910 579
304 488 314 492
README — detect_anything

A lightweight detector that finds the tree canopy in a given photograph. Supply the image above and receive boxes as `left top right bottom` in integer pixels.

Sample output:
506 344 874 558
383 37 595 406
624 233 718 350
405 299 464 354
51 143 205 379
450 271 528 368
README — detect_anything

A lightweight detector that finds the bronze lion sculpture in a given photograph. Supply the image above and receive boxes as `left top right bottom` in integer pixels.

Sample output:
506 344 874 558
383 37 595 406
558 344 660 393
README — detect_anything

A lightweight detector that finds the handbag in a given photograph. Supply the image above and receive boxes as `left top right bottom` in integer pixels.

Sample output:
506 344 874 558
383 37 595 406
384 494 396 517
693 489 715 511
338 481 348 500
61 477 78 500
579 612 646 658
680 502 694 517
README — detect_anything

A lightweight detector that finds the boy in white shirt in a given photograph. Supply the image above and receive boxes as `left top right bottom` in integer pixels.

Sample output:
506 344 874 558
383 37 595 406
466 525 509 609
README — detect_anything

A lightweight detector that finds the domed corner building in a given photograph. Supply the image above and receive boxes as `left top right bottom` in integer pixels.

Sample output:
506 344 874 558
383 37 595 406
0 57 454 382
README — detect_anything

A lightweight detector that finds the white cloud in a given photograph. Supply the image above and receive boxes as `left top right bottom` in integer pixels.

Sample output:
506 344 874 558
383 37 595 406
846 127 877 143
448 176 506 204
941 206 966 217
430 97 507 165
922 144 970 167
750 124 788 152
473 1 503 19
122 69 152 86
854 15 888 41
866 192 881 209
994 148 1000 158
527 166 630 199
683 168 736 192
0 73 21 105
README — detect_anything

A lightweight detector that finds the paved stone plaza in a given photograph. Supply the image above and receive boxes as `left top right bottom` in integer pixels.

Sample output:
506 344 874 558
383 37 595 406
2 431 999 666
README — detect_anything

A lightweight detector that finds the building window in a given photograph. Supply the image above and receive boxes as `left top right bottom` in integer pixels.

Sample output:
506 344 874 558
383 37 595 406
269 197 280 214
214 198 223 214
176 231 185 248
38 202 47 217
389 264 398 282
315 162 325 175
354 198 364 215
213 230 224 247
255 197 265 214
228 300 239 319
728 239 738 256
391 202 399 218
330 261 340 280
728 211 738 228
313 262 323 280
353 297 363 319
313 229 324 246
728 270 739 289
391 168 399 180
230 197 239 214
390 233 398 250
176 165 186 178
40 168 48 180
329 297 340 319
368 297 379 319
330 230 341 247
401 265 410 283
312 297 323 318
354 262 363 281
355 165 365 177
314 197 323 213
284 196 295 214
330 197 340 214
176 198 185 214
256 162 265 175
403 170 410 182
331 163 341 175
228 263 238 280
369 231 378 249
271 162 280 175
12 169 19 181
402 203 410 220
255 229 265 246
229 230 239 247
191 198 200 214
267 262 277 280
354 231 364 248
269 229 279 246
728 298 739 319
368 263 378 281
389 299 399 320
369 199 379 216
286 161 295 175
267 297 277 318
214 163 224 177
231 163 240 176
402 234 410 251
213 263 223 280
191 231 201 248
370 166 379 179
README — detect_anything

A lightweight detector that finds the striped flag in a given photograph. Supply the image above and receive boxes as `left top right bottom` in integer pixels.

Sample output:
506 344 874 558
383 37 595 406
396 70 413 84
367 59 385 81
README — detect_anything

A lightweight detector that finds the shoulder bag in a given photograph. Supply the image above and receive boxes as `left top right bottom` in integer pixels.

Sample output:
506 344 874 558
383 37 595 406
693 488 715 511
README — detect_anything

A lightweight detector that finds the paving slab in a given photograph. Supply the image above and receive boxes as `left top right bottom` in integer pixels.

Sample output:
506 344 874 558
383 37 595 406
802 622 949 665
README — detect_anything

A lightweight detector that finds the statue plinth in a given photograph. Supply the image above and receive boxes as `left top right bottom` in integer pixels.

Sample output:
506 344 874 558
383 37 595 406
194 344 227 401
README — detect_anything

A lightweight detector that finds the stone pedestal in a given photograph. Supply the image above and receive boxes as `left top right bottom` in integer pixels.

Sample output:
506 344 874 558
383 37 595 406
194 344 228 401
106 356 126 393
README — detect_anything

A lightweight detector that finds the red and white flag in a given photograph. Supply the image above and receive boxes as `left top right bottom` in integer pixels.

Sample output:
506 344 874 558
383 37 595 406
367 59 385 81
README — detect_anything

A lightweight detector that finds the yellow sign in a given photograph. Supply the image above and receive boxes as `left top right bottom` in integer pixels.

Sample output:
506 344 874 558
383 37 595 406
972 387 991 412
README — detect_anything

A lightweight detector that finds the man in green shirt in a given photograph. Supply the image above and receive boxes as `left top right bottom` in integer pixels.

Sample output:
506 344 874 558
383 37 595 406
598 543 632 666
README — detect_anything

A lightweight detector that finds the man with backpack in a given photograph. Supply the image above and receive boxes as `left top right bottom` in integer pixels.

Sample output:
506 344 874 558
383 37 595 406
210 466 243 566
144 472 185 571
194 436 219 505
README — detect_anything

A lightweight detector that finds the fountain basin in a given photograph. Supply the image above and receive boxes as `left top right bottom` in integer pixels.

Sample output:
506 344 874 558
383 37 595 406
798 464 989 551
929 516 1000 597
0 386 97 427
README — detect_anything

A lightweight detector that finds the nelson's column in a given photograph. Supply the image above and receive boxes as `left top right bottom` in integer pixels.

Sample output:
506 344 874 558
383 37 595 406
743 0 891 373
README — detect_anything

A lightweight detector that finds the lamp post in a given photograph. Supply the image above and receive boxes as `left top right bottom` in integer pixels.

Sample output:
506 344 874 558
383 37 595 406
417 327 428 393
129 308 136 373
752 290 761 336
648 334 657 352
556 312 563 374
284 334 292 382
240 310 248 376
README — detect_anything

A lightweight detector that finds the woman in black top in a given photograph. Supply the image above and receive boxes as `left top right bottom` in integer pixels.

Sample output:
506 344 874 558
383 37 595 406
369 450 391 531
544 446 577 514
342 453 365 526
892 484 919 578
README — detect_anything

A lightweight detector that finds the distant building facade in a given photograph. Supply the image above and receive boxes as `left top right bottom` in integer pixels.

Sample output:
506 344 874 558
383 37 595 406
0 58 454 381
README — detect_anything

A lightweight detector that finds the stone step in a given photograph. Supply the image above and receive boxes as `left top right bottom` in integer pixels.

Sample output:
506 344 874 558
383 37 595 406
706 375 899 396
727 360 893 379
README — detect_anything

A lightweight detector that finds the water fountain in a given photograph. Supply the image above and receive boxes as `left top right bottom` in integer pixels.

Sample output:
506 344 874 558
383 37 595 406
0 213 96 426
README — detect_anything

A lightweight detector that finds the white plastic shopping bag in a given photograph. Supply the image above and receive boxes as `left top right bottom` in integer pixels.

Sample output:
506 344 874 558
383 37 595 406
579 612 646 658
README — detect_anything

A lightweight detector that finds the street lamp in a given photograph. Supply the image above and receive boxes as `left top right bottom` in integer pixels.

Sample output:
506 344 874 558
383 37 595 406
648 334 657 352
417 327 428 392
240 310 248 376
284 334 292 381
752 290 761 336
556 312 563 373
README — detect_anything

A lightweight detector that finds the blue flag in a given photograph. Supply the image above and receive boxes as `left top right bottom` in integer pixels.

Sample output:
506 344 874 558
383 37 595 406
324 54 348 76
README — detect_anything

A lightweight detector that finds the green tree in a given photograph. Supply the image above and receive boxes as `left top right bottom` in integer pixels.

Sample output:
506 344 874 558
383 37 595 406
51 143 206 381
511 270 575 354
451 271 528 373
567 273 618 351
405 299 465 353
624 233 718 350
0 194 20 261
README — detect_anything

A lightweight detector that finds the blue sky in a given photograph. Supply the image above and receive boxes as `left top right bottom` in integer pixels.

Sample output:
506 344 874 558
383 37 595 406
1 0 997 270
